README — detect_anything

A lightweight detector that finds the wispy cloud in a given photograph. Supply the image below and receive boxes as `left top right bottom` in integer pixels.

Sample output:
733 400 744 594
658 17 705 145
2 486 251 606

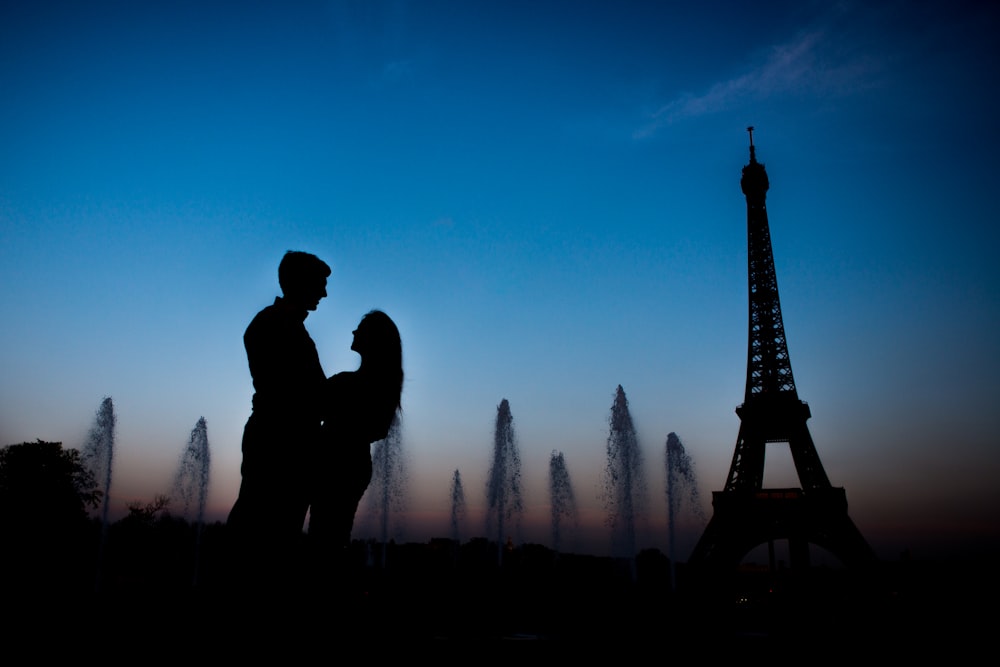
635 28 880 138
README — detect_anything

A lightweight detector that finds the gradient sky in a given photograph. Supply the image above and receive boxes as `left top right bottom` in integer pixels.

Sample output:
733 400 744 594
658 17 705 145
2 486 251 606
2 0 998 561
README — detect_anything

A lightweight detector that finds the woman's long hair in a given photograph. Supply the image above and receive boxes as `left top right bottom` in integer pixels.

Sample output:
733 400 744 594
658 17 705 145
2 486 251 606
355 309 404 417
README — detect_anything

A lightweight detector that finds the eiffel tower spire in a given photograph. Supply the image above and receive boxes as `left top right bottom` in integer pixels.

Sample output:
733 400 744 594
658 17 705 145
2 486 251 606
742 125 797 399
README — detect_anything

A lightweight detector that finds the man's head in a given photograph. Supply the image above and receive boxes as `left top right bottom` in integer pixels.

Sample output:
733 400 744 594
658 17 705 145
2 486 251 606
278 251 331 311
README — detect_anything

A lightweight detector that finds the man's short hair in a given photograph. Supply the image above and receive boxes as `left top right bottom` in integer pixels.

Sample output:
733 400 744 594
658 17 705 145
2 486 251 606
278 251 331 296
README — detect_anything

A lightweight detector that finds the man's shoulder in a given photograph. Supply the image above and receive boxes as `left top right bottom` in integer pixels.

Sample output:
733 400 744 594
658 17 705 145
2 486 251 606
245 300 295 333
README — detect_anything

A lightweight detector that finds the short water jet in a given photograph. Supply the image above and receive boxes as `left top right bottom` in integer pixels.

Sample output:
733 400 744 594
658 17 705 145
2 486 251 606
549 450 578 555
449 468 466 545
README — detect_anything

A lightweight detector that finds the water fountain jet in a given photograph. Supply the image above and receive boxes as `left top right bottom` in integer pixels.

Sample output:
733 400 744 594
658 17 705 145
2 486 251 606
549 450 578 555
365 412 407 567
170 417 211 585
171 417 211 523
449 468 466 545
665 431 704 587
601 385 647 574
485 398 523 565
81 396 115 591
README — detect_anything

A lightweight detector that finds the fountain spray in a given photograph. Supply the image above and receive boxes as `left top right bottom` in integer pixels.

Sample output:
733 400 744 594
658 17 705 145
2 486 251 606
485 398 523 565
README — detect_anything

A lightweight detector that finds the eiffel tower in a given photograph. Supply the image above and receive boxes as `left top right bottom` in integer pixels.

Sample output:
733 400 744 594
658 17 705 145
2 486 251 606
688 128 875 573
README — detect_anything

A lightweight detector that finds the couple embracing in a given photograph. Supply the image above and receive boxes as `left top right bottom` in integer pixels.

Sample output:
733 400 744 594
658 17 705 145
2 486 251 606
226 250 403 597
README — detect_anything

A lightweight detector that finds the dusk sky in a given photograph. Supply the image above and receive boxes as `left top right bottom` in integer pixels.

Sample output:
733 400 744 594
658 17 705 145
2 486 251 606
2 1 997 561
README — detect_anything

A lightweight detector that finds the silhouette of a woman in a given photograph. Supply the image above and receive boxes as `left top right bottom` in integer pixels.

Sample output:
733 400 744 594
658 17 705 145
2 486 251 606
308 310 403 568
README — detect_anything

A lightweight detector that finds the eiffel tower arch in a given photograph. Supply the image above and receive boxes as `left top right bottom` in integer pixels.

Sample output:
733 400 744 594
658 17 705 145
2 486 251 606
688 129 876 580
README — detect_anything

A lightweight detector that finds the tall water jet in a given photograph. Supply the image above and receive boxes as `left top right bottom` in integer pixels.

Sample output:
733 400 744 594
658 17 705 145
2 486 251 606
81 396 115 591
170 417 211 586
601 385 647 571
449 468 466 545
549 450 578 555
485 398 523 565
665 432 704 588
365 411 407 566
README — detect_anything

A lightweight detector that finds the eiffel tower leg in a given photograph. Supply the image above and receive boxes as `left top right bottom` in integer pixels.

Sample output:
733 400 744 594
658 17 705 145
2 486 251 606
725 420 766 491
788 421 831 489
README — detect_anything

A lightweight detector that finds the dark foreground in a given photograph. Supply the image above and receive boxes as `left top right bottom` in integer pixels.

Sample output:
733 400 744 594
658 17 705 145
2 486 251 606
5 531 994 660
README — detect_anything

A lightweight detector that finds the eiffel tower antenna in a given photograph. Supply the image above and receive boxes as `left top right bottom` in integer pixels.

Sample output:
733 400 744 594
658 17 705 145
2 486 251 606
688 129 875 575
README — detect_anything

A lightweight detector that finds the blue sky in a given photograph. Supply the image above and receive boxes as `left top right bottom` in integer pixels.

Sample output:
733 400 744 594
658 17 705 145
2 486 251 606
2 0 998 560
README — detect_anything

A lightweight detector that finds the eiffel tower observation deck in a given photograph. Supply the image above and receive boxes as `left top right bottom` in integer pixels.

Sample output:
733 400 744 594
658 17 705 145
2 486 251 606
688 128 875 575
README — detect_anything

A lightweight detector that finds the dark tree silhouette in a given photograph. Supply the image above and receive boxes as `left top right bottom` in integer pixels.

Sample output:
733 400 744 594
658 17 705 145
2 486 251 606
0 440 102 593
0 440 100 526
120 494 171 527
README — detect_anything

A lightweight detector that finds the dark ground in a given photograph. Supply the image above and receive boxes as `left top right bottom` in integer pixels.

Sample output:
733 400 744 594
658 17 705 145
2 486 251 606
5 524 994 660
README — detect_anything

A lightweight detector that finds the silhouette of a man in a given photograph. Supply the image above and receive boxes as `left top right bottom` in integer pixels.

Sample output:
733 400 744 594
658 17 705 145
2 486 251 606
227 250 331 594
